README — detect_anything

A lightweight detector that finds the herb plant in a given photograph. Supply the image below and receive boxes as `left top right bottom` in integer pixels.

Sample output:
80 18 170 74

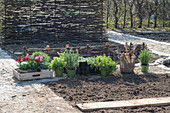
138 49 152 65
89 54 117 75
63 48 79 70
50 56 66 71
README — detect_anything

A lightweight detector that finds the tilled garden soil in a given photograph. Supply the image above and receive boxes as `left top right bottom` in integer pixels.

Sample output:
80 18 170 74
46 73 170 113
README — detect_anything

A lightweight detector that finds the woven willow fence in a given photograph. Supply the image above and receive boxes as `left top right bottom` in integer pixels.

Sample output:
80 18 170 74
2 0 105 43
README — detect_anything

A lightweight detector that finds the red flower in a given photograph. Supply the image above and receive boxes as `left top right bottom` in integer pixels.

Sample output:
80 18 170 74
22 58 26 61
28 58 33 61
36 60 40 62
16 58 22 62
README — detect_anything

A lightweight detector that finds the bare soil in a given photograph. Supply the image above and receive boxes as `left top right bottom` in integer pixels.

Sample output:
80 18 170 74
46 73 170 113
0 41 163 66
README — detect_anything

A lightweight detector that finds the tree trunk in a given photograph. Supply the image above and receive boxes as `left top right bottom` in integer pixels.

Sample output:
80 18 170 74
113 1 118 28
136 0 144 28
139 17 143 28
154 12 157 28
134 16 136 27
106 0 110 28
129 0 135 28
115 16 118 28
130 12 133 28
154 0 158 28
123 0 127 28
162 0 166 27
148 14 151 27
163 19 165 27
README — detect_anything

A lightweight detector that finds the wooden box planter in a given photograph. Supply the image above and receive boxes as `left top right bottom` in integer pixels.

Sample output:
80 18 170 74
120 56 135 73
13 69 53 81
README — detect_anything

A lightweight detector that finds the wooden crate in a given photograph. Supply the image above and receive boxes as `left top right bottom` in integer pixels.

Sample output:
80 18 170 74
13 69 53 81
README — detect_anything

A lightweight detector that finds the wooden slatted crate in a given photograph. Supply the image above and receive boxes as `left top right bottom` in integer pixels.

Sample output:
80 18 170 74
13 69 53 81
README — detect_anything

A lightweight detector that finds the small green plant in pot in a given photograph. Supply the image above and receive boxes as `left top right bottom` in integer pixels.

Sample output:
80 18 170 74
63 48 79 77
50 56 66 77
89 55 117 76
138 49 152 72
89 56 102 74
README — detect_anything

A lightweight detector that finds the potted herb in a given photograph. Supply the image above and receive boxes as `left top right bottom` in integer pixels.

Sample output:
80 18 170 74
63 48 79 77
50 56 66 77
138 49 152 72
89 55 117 76
88 56 102 74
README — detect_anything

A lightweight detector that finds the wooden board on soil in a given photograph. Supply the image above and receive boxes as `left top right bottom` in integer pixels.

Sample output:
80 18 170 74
77 97 170 111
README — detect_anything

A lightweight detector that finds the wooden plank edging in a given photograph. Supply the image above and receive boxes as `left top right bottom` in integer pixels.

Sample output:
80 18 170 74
76 97 170 111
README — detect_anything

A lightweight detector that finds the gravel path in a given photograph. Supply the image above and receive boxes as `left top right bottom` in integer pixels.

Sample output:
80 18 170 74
0 48 11 59
107 31 170 57
0 57 80 112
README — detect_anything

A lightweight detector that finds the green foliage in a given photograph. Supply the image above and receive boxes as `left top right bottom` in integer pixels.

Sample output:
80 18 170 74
63 48 79 70
79 57 91 63
18 63 28 70
50 56 66 71
31 51 50 63
30 61 49 71
89 54 117 75
138 49 152 65
17 60 49 71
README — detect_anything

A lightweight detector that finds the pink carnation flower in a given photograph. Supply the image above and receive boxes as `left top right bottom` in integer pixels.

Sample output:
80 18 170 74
40 56 43 61
26 54 29 58
35 56 39 60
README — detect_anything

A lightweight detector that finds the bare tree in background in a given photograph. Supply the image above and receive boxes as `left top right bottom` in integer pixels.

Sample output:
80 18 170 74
123 0 127 28
135 0 145 28
153 0 159 28
146 0 154 27
112 0 119 28
160 0 169 27
128 0 135 28
104 0 169 28
106 0 111 28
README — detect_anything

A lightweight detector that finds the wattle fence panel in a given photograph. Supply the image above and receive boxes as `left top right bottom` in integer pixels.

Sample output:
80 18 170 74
2 0 105 44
